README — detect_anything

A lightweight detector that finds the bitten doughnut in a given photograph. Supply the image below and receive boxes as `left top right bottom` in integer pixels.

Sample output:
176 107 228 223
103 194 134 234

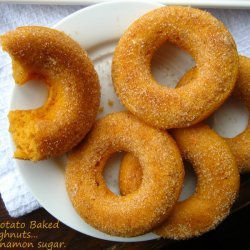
65 112 184 237
177 56 250 173
1 26 100 161
112 6 238 129
120 124 239 239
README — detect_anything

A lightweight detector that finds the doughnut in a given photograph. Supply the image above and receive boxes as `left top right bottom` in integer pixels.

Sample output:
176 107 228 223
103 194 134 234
1 26 100 161
177 56 250 173
119 124 239 239
65 112 184 237
112 6 238 129
225 56 250 173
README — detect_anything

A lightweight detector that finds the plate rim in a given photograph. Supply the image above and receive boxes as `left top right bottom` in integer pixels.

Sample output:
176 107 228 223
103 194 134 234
1 0 250 9
12 0 165 243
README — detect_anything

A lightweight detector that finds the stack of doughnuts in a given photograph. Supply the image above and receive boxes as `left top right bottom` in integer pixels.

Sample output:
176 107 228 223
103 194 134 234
67 6 244 239
3 5 250 240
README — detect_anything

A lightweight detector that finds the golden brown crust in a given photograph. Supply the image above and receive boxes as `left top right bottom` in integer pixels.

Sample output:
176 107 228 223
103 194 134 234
120 124 239 239
112 6 238 129
178 56 250 173
65 112 184 237
1 26 100 160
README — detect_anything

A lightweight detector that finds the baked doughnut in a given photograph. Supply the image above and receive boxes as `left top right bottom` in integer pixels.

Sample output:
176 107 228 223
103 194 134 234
225 56 250 173
1 26 100 161
120 124 239 239
177 56 250 173
112 6 238 129
65 112 184 237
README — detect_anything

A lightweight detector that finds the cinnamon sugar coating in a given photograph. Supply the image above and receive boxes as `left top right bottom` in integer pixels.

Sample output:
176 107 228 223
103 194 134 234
178 56 250 173
112 6 238 129
1 26 100 160
65 112 184 237
120 124 239 239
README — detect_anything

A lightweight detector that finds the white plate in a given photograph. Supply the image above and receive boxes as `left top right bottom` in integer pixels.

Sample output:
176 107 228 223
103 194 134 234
9 0 248 242
2 0 250 9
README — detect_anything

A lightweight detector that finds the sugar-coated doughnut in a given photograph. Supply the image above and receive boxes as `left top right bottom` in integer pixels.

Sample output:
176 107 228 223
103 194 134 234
120 124 239 239
1 26 100 161
226 56 250 173
178 56 250 173
112 6 238 129
66 112 184 237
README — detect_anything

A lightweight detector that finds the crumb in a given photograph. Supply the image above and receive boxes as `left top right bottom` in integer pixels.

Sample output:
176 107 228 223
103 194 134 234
108 99 114 107
99 106 104 113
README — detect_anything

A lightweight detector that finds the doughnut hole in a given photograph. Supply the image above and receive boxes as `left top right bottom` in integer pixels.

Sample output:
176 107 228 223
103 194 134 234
151 42 195 88
10 77 49 160
11 79 48 110
119 154 196 201
207 96 249 138
103 152 125 195
178 160 197 201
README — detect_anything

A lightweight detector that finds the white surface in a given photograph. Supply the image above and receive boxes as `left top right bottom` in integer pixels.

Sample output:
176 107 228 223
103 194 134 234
1 0 250 8
0 0 249 242
209 97 249 138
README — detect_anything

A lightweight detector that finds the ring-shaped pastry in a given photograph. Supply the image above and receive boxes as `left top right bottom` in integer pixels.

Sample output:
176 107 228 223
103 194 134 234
119 124 239 239
112 6 238 129
1 26 100 160
66 112 184 237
